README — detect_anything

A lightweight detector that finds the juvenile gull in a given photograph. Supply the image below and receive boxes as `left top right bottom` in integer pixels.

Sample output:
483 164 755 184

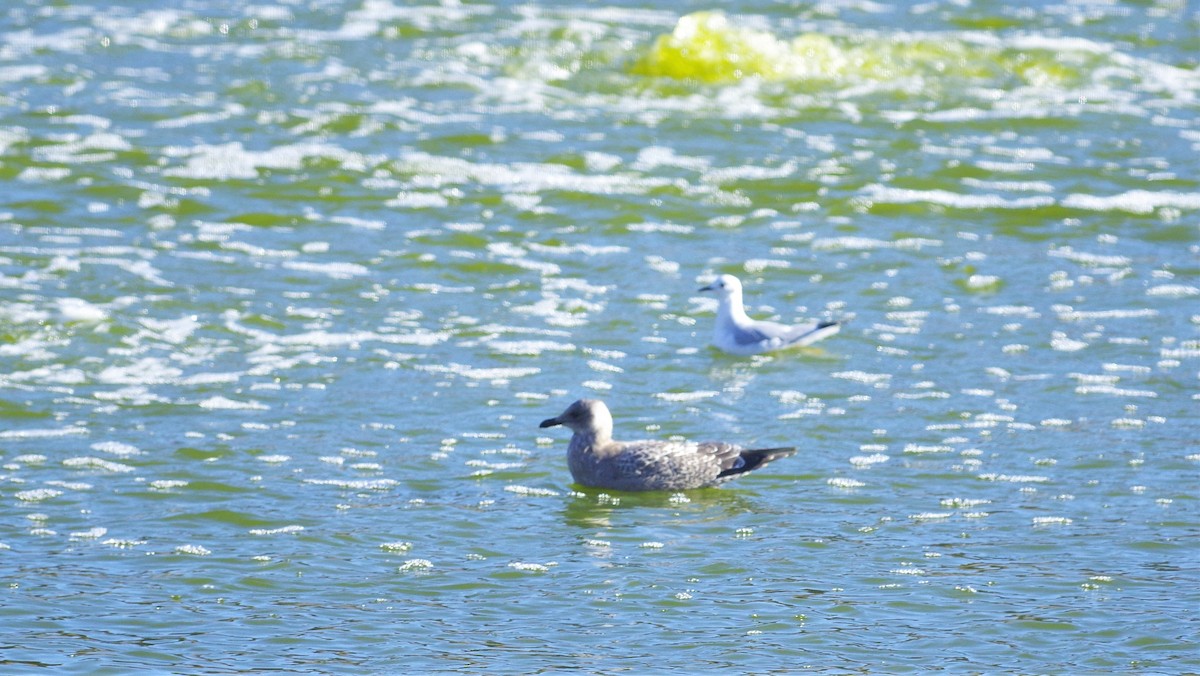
539 398 795 491
699 273 840 356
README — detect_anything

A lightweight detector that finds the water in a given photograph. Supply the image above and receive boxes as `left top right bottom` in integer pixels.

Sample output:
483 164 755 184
1 0 1198 672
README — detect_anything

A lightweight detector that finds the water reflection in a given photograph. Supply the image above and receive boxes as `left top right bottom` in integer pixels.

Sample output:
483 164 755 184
561 485 768 530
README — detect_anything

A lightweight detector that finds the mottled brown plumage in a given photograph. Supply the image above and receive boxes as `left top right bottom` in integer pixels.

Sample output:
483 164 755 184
539 399 795 491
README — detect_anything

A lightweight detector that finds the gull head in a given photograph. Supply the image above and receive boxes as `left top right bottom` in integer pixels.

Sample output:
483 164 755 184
540 398 613 437
699 273 743 299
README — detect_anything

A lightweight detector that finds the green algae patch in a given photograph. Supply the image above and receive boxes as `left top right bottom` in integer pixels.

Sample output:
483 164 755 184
631 11 1085 88
631 12 812 83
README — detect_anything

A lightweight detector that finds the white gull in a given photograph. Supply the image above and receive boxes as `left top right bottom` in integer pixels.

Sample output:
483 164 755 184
699 273 840 356
539 398 795 491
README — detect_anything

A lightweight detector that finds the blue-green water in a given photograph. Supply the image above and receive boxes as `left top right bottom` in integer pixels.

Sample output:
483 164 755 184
2 1 1198 672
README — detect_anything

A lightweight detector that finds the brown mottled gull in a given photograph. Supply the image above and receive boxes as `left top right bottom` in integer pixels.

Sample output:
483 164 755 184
699 273 841 356
538 398 795 491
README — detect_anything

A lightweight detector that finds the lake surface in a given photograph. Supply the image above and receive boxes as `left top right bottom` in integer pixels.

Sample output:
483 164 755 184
1 0 1198 672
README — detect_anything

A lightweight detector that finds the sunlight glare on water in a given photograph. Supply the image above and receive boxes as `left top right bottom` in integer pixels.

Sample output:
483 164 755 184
0 0 1198 672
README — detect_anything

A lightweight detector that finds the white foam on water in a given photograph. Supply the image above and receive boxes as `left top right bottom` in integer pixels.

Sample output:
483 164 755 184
703 161 797 184
488 339 576 356
508 562 552 573
653 390 719 402
507 297 589 329
1075 385 1157 398
982 305 1040 318
1032 516 1073 526
1061 190 1200 214
93 386 169 406
465 459 523 471
386 192 449 209
1048 246 1131 268
863 184 1055 210
903 444 953 454
197 396 269 410
416 362 540 382
940 498 991 508
97 357 182 385
149 480 188 490
628 222 695 234
234 319 451 349
1160 346 1200 359
56 297 107 323
1102 363 1153 374
978 473 1050 483
828 477 866 488
77 257 172 287
70 527 108 540
45 480 92 491
504 485 560 497
393 151 675 197
908 511 952 521
831 371 892 386
962 178 1054 193
1050 332 1088 352
249 525 304 536
137 315 201 344
895 390 950 400
0 65 48 84
633 145 711 172
11 454 48 465
281 260 370 279
811 236 942 251
0 425 87 441
529 242 630 259
1055 307 1157 321
965 274 1001 290
63 457 135 473
181 373 241 386
174 544 211 556
15 488 63 502
587 360 623 374
220 240 297 259
303 479 399 490
19 167 72 182
743 258 790 274
1146 284 1199 298
850 453 889 467
36 130 131 163
154 106 246 130
163 141 376 181
329 215 386 230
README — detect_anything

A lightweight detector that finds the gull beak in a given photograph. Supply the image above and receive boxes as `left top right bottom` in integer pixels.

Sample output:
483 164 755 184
539 416 562 429
698 283 714 292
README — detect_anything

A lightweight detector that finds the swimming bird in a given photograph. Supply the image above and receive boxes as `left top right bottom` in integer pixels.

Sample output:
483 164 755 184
699 273 840 356
538 398 795 491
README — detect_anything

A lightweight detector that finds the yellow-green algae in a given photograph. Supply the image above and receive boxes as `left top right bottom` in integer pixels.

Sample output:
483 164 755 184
631 11 1083 87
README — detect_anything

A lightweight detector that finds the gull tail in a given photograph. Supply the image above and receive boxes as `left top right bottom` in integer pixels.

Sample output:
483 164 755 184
789 320 842 348
718 447 796 480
